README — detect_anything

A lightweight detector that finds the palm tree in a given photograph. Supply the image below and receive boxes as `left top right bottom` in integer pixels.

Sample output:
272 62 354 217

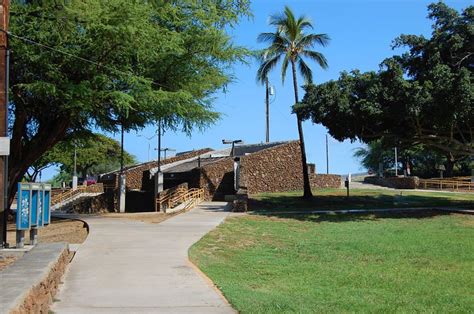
257 6 329 198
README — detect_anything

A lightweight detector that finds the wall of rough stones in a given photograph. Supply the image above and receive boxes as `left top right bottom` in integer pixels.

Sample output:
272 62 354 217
10 246 70 314
364 176 419 189
310 174 342 189
239 141 341 194
189 157 235 201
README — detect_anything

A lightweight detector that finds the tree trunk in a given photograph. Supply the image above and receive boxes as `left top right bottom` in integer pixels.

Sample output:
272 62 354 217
444 152 455 178
7 115 70 208
291 59 312 198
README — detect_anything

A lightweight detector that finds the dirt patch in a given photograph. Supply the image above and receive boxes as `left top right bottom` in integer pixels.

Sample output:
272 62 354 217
6 218 88 246
0 255 18 271
102 211 182 224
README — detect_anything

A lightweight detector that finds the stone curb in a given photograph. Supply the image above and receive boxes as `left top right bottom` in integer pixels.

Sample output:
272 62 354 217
0 243 70 314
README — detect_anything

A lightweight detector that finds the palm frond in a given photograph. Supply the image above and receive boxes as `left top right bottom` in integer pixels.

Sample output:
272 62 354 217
256 53 281 85
298 58 313 84
302 50 329 70
296 16 313 31
281 53 290 84
257 32 279 44
298 33 330 49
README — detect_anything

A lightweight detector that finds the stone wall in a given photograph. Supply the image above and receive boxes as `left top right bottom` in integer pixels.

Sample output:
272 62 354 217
310 174 342 188
190 157 235 201
364 176 419 189
239 141 302 194
239 141 341 195
1 243 70 314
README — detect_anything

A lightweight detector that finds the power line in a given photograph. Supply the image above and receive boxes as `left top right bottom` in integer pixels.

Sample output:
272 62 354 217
0 28 168 89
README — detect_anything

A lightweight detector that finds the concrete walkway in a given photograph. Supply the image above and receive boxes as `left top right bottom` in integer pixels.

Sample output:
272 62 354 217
53 202 235 314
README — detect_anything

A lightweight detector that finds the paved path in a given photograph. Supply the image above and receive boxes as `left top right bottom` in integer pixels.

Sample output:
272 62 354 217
53 202 235 314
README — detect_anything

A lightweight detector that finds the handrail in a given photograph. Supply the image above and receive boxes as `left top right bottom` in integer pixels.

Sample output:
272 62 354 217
51 183 104 206
419 179 474 191
156 187 204 212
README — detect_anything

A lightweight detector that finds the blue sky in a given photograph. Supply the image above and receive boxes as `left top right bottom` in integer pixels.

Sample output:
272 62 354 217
43 0 471 179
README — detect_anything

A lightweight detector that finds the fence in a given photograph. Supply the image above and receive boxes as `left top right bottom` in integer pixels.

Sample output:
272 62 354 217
418 179 474 191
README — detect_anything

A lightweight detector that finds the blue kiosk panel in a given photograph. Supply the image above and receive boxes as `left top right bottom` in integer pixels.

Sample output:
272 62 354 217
43 186 51 225
30 183 43 228
16 183 31 230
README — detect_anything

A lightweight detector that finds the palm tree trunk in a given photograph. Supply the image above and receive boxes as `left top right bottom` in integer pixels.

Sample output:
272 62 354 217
291 59 312 198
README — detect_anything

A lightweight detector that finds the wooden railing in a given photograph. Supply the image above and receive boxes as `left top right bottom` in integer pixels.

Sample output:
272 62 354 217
156 186 204 212
51 183 104 206
419 179 474 191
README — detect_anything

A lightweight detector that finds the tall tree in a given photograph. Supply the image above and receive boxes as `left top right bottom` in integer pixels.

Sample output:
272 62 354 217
7 0 250 206
298 2 473 161
257 6 329 198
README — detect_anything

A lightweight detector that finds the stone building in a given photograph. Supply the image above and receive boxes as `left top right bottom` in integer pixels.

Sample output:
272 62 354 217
98 140 341 212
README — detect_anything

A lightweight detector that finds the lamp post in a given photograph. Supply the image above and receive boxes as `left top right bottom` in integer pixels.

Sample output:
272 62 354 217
137 133 157 162
394 147 398 177
155 119 164 195
222 139 243 157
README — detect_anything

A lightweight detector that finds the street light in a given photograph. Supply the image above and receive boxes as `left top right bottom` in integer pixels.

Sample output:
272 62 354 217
222 139 243 157
137 133 157 162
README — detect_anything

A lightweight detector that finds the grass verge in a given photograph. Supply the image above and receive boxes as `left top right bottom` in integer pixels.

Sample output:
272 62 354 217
190 211 474 313
251 188 474 212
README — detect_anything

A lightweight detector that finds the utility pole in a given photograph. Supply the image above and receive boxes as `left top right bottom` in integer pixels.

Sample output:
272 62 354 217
325 134 329 174
265 77 269 143
155 119 163 197
157 120 162 172
118 120 126 213
0 0 9 248
394 147 398 177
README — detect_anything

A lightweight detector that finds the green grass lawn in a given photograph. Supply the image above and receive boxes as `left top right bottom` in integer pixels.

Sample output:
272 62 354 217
190 211 474 313
251 188 474 212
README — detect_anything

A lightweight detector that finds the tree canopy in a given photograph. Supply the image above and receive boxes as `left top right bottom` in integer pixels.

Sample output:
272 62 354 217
7 0 250 204
29 133 136 182
297 2 473 159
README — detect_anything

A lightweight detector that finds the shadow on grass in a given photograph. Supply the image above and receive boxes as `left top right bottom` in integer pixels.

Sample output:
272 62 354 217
256 209 454 224
249 193 474 213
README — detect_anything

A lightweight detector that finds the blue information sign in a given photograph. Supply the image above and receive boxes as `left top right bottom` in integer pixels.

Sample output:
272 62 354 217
16 183 31 230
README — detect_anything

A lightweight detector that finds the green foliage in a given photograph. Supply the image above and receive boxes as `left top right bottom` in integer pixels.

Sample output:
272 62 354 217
297 2 473 157
44 134 136 177
190 212 474 312
28 133 136 182
256 6 329 86
8 0 250 201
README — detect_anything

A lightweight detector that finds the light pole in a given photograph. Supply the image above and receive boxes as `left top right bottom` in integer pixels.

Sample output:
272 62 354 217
222 139 243 157
394 147 398 177
326 134 329 174
155 119 164 196
72 144 78 190
137 133 157 162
